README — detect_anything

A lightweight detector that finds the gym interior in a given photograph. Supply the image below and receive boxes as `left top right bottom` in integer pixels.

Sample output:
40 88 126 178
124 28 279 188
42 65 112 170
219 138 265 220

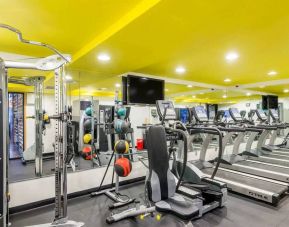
1 1 289 227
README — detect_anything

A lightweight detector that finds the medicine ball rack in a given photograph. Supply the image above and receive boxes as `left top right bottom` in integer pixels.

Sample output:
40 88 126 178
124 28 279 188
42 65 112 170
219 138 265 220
90 90 139 211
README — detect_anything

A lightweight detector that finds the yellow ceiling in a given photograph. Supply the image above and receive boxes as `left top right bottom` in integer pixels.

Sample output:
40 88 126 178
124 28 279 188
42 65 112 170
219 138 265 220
173 90 261 104
2 0 289 103
249 84 289 94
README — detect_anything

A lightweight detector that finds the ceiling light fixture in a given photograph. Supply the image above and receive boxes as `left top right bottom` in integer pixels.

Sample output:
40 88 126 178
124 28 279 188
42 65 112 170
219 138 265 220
97 53 111 62
223 95 227 98
225 52 239 62
192 95 196 98
284 89 289 93
224 78 231 82
165 88 169 92
175 66 186 74
115 83 121 88
187 84 193 88
65 75 72 81
268 71 277 76
246 92 251 96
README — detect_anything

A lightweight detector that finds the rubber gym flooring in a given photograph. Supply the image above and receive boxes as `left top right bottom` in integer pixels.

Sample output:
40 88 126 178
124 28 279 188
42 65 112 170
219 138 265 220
10 182 289 227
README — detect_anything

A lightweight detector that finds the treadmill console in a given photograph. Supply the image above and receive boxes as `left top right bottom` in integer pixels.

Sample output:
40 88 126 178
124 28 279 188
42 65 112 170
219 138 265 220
192 106 209 122
156 100 177 121
229 108 242 122
179 108 190 124
256 109 267 121
269 109 279 121
215 110 225 122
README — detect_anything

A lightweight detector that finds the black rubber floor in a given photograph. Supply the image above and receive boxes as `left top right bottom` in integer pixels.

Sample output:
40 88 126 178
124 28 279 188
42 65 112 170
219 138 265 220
9 182 289 227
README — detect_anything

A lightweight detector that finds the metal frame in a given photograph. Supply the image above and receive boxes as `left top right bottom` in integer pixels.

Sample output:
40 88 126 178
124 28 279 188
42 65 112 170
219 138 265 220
0 59 8 227
0 62 84 227
0 24 83 226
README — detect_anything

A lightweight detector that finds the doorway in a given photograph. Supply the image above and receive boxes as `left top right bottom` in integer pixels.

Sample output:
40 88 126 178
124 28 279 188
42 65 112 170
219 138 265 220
8 92 24 159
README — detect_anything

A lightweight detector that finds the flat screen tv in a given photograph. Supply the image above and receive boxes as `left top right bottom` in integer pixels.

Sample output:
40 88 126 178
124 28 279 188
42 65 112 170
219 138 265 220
262 95 278 109
122 75 164 105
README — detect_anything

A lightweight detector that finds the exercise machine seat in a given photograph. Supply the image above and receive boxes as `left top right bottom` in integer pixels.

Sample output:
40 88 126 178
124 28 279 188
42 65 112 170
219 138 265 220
146 125 199 220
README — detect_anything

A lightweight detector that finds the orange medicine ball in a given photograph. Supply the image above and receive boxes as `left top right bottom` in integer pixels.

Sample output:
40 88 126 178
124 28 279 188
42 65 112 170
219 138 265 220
114 158 132 177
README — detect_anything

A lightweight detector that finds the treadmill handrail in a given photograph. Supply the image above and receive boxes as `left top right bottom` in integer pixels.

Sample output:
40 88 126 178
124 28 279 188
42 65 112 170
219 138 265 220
188 126 223 179
254 125 278 130
217 127 246 133
245 127 264 133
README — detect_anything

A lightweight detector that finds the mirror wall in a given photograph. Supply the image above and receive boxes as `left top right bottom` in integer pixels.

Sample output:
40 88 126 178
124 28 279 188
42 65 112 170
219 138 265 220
8 69 217 183
8 69 153 183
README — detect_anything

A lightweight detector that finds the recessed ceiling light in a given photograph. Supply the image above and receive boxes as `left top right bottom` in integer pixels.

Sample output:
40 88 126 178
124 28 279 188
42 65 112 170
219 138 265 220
284 89 289 93
224 78 231 82
187 84 193 88
225 52 239 62
115 83 121 88
175 66 186 74
246 92 251 96
268 71 277 76
192 95 196 98
223 95 227 98
165 88 169 92
97 53 111 62
65 75 72 80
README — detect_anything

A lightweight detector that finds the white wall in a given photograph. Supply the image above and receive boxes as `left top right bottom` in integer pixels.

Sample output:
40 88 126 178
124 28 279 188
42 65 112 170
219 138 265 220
24 94 156 153
25 93 56 154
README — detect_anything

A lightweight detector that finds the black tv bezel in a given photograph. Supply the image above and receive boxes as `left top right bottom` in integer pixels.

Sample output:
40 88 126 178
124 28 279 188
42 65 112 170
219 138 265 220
125 75 165 105
262 95 278 110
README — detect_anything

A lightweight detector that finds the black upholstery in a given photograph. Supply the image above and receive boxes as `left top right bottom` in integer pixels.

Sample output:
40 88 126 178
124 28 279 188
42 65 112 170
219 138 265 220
146 125 175 201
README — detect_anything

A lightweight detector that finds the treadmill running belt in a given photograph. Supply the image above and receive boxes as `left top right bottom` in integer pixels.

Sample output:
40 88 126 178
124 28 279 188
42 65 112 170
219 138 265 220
238 161 289 175
202 168 287 195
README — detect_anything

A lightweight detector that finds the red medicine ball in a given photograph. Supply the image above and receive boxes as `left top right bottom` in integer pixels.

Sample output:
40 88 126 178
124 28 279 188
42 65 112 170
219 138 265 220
114 158 132 177
81 146 96 160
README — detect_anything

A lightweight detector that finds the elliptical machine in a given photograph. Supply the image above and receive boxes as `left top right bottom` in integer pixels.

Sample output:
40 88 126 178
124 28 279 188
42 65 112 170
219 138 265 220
156 100 227 215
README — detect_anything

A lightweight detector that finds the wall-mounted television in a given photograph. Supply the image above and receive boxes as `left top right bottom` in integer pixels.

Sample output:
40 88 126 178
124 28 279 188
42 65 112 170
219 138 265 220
262 95 278 109
122 75 164 105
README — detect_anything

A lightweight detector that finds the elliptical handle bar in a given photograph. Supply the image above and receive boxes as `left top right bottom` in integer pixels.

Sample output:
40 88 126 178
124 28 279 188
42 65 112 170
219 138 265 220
165 127 188 191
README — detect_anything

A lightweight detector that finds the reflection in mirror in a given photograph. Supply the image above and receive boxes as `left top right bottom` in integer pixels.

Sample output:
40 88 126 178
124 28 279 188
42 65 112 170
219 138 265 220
8 70 167 182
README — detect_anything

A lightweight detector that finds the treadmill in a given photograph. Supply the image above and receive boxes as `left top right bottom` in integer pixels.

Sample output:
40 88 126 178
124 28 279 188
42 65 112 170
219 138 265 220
255 109 288 152
228 108 289 166
205 108 289 183
187 105 288 205
268 109 289 150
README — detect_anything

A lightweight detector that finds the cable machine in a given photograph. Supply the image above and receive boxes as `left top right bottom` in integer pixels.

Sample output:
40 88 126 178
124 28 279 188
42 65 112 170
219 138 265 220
0 24 84 227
